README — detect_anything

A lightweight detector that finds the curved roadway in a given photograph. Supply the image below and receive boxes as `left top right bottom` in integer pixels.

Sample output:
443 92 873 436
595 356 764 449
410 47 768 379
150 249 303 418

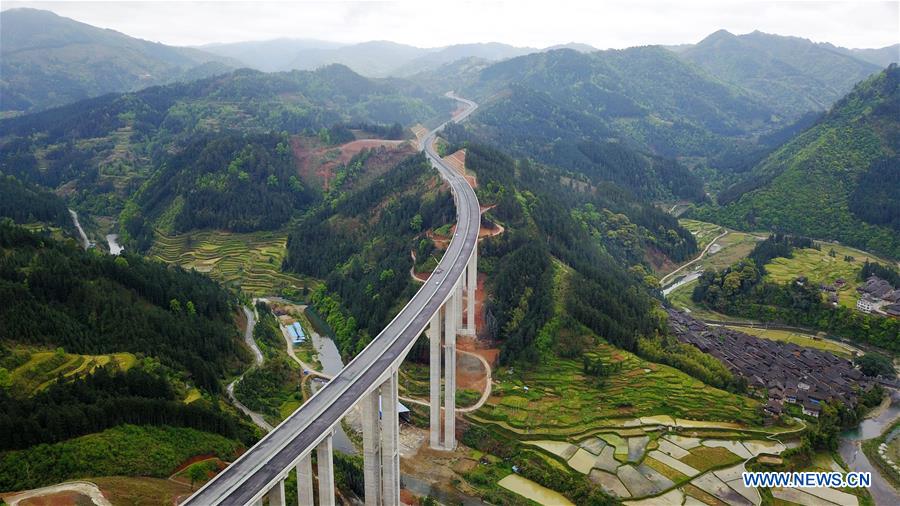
186 94 479 505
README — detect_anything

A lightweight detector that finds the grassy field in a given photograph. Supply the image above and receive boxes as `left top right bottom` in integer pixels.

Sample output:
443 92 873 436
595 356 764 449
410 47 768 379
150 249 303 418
4 349 136 396
472 341 761 435
92 476 192 505
764 242 894 308
150 229 313 296
725 326 856 358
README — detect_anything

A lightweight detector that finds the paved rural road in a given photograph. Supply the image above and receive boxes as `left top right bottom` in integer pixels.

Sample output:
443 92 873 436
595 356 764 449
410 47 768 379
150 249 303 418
660 228 729 289
186 94 480 505
225 306 274 432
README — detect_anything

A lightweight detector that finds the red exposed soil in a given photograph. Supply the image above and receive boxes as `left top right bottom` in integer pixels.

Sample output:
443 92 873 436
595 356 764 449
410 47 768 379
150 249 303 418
291 137 414 191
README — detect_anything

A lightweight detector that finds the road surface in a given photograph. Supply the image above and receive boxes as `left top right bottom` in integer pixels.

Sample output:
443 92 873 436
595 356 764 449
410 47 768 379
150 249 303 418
225 306 273 432
186 94 480 505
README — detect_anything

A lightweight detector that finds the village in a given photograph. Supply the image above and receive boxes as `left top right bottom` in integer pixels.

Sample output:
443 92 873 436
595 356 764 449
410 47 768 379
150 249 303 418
667 309 876 421
854 275 900 317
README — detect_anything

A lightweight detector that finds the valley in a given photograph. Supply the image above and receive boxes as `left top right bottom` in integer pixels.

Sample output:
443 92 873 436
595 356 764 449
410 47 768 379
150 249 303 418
0 4 898 505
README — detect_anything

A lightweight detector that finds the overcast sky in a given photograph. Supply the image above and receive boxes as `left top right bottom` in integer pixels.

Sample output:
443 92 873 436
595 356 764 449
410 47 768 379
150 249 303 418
4 0 899 49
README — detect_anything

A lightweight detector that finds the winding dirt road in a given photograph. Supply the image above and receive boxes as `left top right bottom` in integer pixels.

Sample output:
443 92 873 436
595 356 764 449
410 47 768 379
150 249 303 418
225 306 273 432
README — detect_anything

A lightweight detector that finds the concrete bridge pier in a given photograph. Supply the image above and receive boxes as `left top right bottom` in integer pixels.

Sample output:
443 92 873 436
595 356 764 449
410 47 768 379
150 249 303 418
462 250 477 336
268 478 286 506
381 370 401 505
317 434 335 506
427 312 442 449
296 453 314 506
362 389 382 506
443 283 458 450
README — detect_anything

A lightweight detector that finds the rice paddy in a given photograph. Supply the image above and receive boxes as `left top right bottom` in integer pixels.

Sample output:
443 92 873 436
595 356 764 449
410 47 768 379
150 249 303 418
474 341 760 435
150 229 312 296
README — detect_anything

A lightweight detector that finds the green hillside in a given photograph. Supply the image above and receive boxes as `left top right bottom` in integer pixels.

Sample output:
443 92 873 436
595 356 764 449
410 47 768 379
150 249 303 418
695 65 900 258
679 30 881 119
0 8 236 114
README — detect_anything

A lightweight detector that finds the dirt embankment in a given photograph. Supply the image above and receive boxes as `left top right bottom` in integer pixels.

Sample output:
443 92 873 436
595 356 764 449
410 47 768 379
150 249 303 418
291 136 415 191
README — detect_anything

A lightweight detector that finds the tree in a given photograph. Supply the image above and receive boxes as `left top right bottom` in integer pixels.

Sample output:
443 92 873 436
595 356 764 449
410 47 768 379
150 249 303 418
187 463 208 490
169 299 182 313
856 353 895 378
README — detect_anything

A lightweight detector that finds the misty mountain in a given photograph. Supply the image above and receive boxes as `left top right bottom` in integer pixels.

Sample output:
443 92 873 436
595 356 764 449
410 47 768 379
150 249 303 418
0 8 237 114
676 30 882 118
196 38 344 72
832 44 900 68
391 43 537 76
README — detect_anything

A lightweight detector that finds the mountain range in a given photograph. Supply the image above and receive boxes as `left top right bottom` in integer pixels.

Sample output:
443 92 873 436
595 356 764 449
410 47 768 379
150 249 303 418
0 8 237 114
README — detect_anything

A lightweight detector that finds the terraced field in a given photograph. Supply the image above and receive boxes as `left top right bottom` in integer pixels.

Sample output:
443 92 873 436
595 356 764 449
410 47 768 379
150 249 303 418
7 350 136 396
150 230 312 296
472 341 760 436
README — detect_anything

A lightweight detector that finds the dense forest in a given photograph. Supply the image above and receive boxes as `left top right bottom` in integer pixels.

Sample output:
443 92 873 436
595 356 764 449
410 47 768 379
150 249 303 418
283 154 455 357
0 366 253 451
0 175 72 228
0 222 243 392
692 237 900 350
130 133 313 236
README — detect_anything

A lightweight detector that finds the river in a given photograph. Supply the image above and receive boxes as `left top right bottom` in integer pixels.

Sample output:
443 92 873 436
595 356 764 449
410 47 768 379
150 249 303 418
304 307 357 455
839 389 900 505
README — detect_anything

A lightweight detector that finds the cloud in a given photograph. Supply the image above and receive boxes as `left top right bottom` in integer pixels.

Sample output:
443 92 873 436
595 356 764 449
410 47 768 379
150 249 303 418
3 0 897 49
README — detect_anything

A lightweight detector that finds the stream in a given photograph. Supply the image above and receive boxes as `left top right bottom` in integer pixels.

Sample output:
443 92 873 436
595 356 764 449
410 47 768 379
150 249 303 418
304 307 357 455
68 209 92 250
839 389 900 505
106 234 124 255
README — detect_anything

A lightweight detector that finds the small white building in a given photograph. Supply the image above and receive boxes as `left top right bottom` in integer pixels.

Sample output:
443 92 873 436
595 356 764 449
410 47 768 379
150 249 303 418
857 295 875 313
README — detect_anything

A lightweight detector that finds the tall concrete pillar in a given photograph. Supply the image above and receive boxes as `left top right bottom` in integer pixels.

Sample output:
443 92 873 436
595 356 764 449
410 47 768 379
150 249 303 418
455 280 464 331
296 453 314 506
317 434 335 506
427 312 442 449
361 389 382 506
267 478 286 506
464 251 477 336
381 370 400 505
444 286 457 450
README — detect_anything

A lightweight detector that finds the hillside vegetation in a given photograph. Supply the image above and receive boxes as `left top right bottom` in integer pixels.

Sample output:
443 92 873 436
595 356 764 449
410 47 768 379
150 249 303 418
695 65 900 259
0 222 242 392
0 8 235 114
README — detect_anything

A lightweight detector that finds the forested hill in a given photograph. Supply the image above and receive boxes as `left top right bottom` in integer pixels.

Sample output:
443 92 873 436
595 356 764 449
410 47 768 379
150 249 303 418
677 30 882 119
122 133 313 248
459 46 776 160
0 222 244 393
0 65 452 245
282 153 455 357
694 65 900 259
0 8 237 114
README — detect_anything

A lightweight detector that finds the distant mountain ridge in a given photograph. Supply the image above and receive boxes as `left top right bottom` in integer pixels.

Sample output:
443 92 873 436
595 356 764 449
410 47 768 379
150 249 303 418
0 8 237 114
673 30 888 118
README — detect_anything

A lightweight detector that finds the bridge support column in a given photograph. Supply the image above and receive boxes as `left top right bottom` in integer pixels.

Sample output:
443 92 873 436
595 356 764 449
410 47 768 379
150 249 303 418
444 285 457 450
381 370 400 505
427 312 442 449
362 389 382 506
463 250 477 336
296 453 314 506
267 478 286 506
455 279 464 332
317 434 335 506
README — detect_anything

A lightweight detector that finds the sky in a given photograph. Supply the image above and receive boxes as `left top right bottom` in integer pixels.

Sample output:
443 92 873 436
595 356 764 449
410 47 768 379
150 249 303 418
4 0 899 49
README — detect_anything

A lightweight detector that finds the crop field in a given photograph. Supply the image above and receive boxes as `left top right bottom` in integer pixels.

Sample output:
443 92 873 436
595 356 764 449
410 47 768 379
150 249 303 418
472 341 760 435
150 229 312 296
679 219 725 252
6 349 136 396
725 326 855 358
764 242 893 308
